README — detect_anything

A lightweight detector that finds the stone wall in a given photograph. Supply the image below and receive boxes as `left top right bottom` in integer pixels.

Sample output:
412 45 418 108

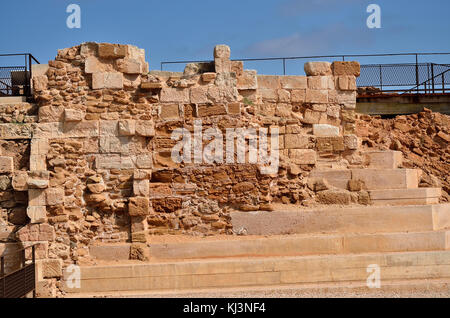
0 42 362 295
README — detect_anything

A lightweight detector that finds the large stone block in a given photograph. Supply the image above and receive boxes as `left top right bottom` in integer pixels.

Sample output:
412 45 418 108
280 76 307 89
289 149 317 165
316 136 345 152
284 134 312 149
313 124 340 137
305 89 328 103
12 171 28 191
134 179 149 197
190 86 209 104
27 206 46 224
99 136 130 153
115 58 142 74
135 121 155 137
64 109 84 122
214 45 231 59
237 70 257 90
98 43 127 59
37 258 63 279
0 156 13 173
332 61 361 77
45 188 64 206
304 62 332 76
160 87 189 103
337 75 357 91
197 105 227 117
256 75 280 89
118 120 135 136
129 197 150 216
92 72 123 89
64 120 99 137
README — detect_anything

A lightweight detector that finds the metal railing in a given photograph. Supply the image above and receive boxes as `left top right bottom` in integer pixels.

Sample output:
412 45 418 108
161 52 450 94
0 244 36 298
0 54 40 97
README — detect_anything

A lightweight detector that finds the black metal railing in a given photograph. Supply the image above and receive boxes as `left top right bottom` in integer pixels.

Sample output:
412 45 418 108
401 66 450 95
0 244 36 298
160 52 450 95
0 54 40 97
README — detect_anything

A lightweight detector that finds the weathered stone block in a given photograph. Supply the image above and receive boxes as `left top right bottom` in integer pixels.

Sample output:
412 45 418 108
33 75 48 91
84 56 101 74
237 70 257 90
133 179 149 197
337 75 357 91
290 89 306 103
37 258 63 279
332 61 361 77
160 87 189 103
64 109 84 122
344 134 359 150
29 155 47 171
284 134 312 149
136 154 153 169
197 104 227 117
214 45 231 59
27 206 46 224
64 120 99 137
202 73 216 82
12 171 28 191
259 88 278 102
135 121 155 137
98 43 127 59
227 102 241 115
190 86 209 104
313 124 340 137
115 58 141 74
257 75 280 89
308 76 329 90
316 136 345 152
99 136 130 153
0 157 13 173
129 197 150 216
92 72 123 89
45 188 64 206
304 62 332 76
280 76 307 89
305 89 328 103
289 149 317 165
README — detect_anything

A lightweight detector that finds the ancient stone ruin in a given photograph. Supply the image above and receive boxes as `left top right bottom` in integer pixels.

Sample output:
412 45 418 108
0 42 445 296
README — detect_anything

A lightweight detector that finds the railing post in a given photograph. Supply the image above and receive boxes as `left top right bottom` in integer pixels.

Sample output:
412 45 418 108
1 255 4 298
415 54 419 94
443 72 445 94
431 63 435 94
379 65 383 92
282 59 286 76
32 246 36 298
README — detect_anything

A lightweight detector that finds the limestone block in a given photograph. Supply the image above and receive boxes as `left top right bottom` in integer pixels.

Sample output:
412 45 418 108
337 75 357 91
37 258 63 279
332 61 361 77
197 104 227 117
231 61 244 76
136 154 153 169
214 45 231 59
63 121 99 137
115 58 142 74
129 197 150 216
26 206 47 224
284 135 312 149
316 136 345 152
98 43 127 59
259 88 278 102
190 86 209 104
0 156 13 173
160 87 189 103
135 121 155 137
140 82 163 90
33 75 48 92
12 171 28 191
99 120 118 136
313 124 340 137
237 70 257 90
308 76 329 90
303 109 327 124
160 104 180 119
84 56 101 74
134 179 149 197
31 138 49 155
289 149 317 165
134 169 151 180
92 72 123 89
64 109 84 122
0 123 33 139
290 89 306 103
344 134 359 150
304 62 332 76
227 102 241 115
30 155 47 171
305 89 328 103
201 73 216 82
38 105 65 122
95 154 121 170
118 120 135 136
27 171 49 189
280 76 307 89
45 188 64 206
99 136 130 153
215 58 231 73
257 75 280 89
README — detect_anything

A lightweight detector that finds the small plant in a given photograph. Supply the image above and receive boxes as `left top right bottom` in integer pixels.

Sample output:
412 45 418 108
243 97 253 106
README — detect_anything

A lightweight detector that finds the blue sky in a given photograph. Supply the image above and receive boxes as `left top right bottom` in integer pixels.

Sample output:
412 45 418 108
1 0 450 74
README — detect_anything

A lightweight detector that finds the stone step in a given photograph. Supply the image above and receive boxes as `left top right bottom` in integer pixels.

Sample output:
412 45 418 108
145 231 450 260
309 168 420 190
363 150 403 169
0 96 27 104
231 204 450 236
62 250 450 293
369 188 441 206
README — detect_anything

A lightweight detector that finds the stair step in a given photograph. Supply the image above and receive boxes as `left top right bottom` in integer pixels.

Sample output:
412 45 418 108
145 231 450 260
231 204 450 236
0 96 26 104
363 150 403 169
310 168 420 190
62 250 450 293
369 188 441 206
